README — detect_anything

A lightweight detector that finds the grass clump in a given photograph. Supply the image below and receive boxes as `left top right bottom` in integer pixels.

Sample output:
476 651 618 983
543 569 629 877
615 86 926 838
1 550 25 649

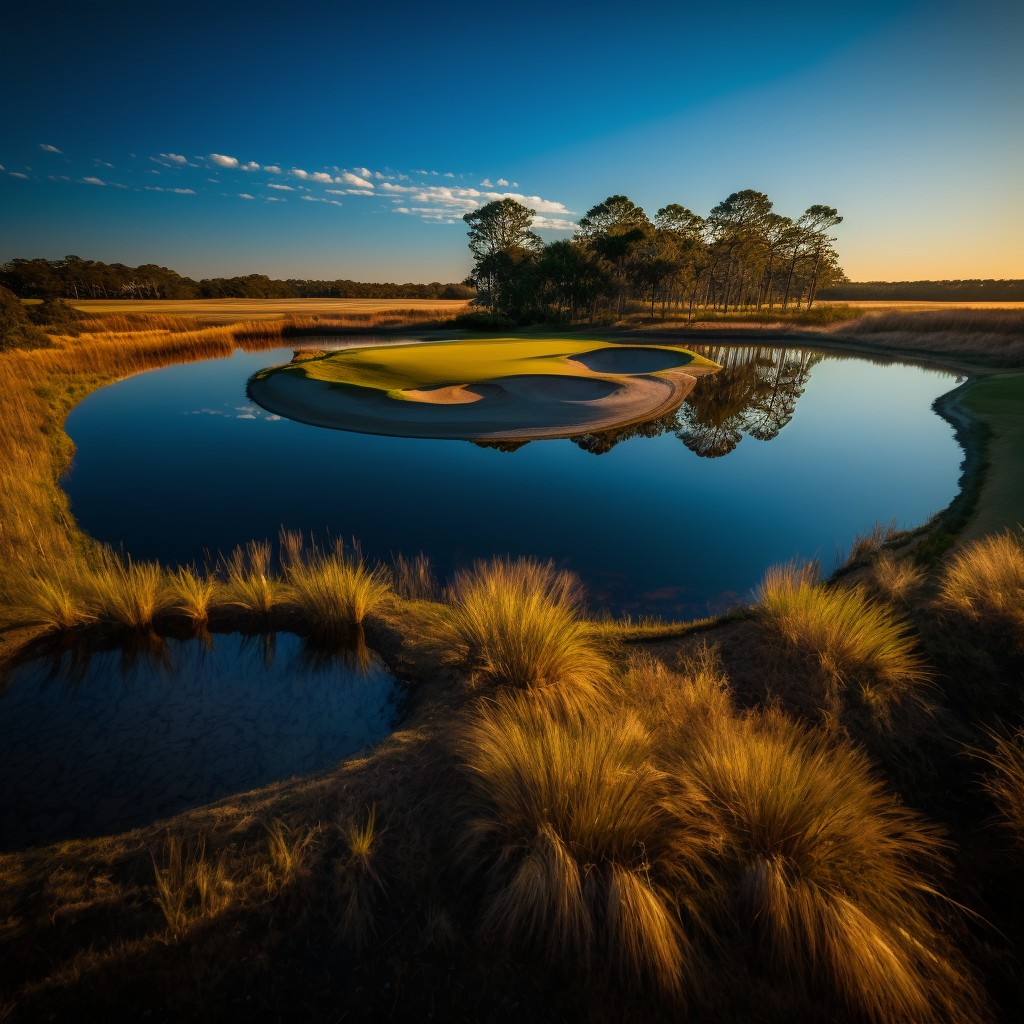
439 557 612 712
674 710 981 1022
757 563 930 725
938 530 1024 648
392 551 438 601
88 551 167 630
459 692 694 1000
336 806 386 949
152 835 233 939
285 543 392 638
980 730 1024 846
872 551 927 604
222 540 281 617
168 566 219 628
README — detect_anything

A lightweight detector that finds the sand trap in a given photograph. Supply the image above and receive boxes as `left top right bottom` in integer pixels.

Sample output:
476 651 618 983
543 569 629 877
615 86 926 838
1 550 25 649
570 347 696 374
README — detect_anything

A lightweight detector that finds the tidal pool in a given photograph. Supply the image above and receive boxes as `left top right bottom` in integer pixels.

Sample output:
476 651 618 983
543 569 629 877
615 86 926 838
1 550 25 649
0 633 399 849
62 337 963 618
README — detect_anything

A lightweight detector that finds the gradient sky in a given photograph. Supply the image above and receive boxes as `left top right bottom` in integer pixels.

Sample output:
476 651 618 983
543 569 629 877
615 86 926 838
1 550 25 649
1 0 1020 283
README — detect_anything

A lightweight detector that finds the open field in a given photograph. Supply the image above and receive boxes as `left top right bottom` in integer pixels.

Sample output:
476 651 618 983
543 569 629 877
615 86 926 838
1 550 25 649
818 300 1024 311
1 316 1024 1021
47 297 473 324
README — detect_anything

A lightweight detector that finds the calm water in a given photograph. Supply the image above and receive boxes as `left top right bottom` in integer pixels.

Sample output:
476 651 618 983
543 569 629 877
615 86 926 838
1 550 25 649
63 338 963 618
0 633 399 849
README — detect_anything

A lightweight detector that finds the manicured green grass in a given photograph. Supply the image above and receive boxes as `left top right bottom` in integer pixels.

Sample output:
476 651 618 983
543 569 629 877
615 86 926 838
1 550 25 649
256 337 717 395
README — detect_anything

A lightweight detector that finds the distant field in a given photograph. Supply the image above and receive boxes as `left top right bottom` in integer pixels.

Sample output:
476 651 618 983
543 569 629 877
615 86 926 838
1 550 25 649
818 299 1024 311
61 298 472 324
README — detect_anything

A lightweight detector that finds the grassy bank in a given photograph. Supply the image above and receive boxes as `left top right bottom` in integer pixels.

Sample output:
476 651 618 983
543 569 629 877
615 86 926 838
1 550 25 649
1 310 1023 1021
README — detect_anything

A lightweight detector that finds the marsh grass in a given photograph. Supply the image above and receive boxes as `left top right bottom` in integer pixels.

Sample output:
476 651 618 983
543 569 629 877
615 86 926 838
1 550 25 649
459 692 694 999
152 836 233 939
980 730 1024 846
673 710 981 1022
392 552 438 601
938 530 1024 648
872 551 926 604
439 558 612 713
263 820 317 892
89 552 167 630
844 519 899 567
285 545 392 637
757 563 931 725
168 566 219 628
336 806 385 949
222 541 280 617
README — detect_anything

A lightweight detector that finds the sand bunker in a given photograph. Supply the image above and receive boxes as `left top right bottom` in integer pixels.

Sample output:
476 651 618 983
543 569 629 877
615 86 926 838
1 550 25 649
248 338 719 441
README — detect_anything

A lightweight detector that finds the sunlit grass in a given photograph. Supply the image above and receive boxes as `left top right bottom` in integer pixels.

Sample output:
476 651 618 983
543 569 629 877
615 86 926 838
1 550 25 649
980 730 1024 846
459 691 693 999
336 806 385 949
88 552 167 630
152 836 233 939
871 551 926 604
168 566 219 628
758 563 931 723
222 541 281 617
938 530 1024 647
673 709 980 1022
438 557 613 713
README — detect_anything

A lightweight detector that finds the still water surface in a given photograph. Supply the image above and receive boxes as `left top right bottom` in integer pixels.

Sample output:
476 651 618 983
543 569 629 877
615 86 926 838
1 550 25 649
63 338 962 618
0 633 399 849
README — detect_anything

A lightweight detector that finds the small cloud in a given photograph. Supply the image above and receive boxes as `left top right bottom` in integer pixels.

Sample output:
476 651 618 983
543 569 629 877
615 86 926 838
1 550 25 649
291 167 309 179
148 169 161 175
339 171 373 188
309 171 334 183
210 153 239 168
353 166 371 177
93 159 115 168
171 187 196 194
443 171 455 178
265 197 286 202
264 164 282 174
144 185 165 192
208 178 220 183
496 178 509 186
267 183 294 190
9 171 29 179
238 193 256 200
83 176 105 185
479 178 493 187
241 160 260 172
40 143 62 154
160 152 190 165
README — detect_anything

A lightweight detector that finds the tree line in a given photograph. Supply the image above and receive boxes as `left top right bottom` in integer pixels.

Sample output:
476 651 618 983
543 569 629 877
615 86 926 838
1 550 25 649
0 256 475 301
818 279 1024 302
463 190 846 322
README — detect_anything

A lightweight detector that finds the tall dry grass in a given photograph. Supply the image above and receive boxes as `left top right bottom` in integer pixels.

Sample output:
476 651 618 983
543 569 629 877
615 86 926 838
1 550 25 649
459 691 695 999
980 730 1024 846
757 563 931 725
438 558 613 713
152 836 234 939
871 551 926 605
336 806 386 949
673 710 981 1022
938 530 1024 648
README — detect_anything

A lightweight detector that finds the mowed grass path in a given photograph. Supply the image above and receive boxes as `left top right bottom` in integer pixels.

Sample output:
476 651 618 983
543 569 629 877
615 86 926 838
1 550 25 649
55 297 472 324
962 373 1024 540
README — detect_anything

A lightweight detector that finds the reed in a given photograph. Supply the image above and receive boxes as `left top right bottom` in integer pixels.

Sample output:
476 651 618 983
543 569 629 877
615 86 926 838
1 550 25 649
459 691 694 998
439 558 612 713
937 530 1024 647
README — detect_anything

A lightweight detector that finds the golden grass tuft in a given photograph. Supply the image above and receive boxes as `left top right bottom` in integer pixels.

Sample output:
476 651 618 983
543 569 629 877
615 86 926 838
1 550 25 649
758 563 931 724
391 551 438 601
871 551 926 604
222 540 281 617
439 558 612 713
459 692 695 999
673 710 982 1022
336 806 385 949
152 836 233 939
88 551 167 630
285 545 392 637
938 530 1024 648
168 566 219 628
263 820 317 892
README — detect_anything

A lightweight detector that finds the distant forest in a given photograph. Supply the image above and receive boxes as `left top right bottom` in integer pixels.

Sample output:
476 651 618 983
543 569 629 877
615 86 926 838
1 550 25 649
818 280 1024 301
0 256 475 301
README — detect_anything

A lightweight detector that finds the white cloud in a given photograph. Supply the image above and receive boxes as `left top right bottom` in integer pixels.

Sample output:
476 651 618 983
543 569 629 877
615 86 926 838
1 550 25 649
532 215 577 231
9 171 28 179
353 167 371 178
309 171 334 183
208 178 220 183
238 193 256 200
94 159 115 168
160 152 190 164
210 153 239 168
40 143 62 154
325 189 344 194
267 183 294 190
264 164 282 174
266 197 286 202
443 171 455 178
291 168 309 179
241 161 260 172
479 178 493 187
496 178 509 186
339 171 373 189
145 186 165 192
83 176 105 185
301 195 342 206
171 188 196 195
0 164 5 171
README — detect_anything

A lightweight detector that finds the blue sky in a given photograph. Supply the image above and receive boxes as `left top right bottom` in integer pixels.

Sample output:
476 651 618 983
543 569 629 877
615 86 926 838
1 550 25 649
1 0 1020 282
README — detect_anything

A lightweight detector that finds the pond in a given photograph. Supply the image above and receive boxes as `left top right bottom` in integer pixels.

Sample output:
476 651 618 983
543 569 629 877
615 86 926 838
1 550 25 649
62 337 963 619
0 633 400 849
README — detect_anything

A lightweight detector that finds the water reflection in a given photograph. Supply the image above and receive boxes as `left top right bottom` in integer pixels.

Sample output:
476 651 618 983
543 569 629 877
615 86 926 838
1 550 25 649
0 632 400 850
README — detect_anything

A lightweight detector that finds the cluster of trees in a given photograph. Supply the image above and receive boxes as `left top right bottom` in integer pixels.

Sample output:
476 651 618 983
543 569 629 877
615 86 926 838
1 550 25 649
819 279 1024 302
464 192 845 322
0 256 474 301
